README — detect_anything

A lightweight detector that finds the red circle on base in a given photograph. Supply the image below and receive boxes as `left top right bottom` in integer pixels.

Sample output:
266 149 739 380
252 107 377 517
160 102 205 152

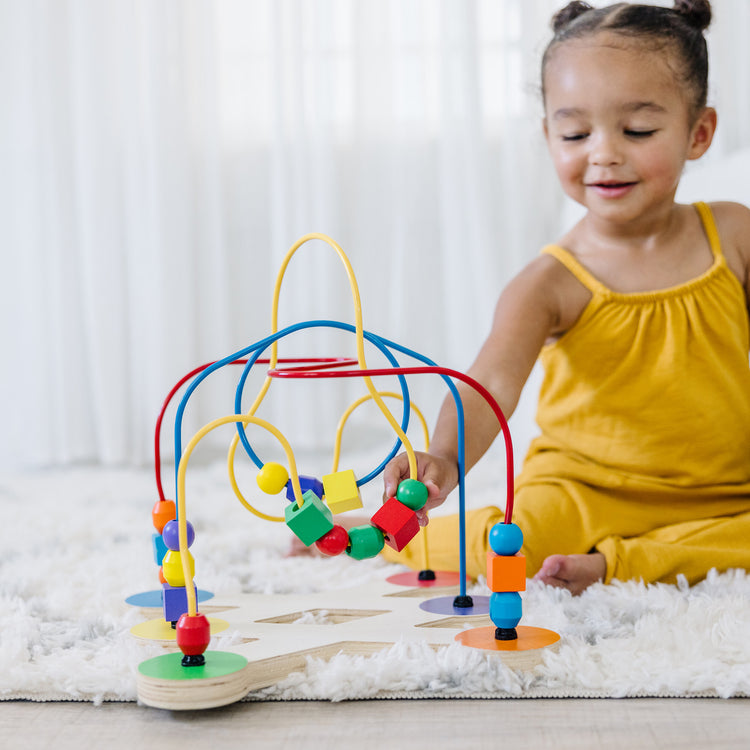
386 571 466 588
455 625 560 652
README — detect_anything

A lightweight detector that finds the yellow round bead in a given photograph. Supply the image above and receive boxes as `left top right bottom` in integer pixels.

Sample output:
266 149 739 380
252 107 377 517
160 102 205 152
162 549 195 588
256 462 290 495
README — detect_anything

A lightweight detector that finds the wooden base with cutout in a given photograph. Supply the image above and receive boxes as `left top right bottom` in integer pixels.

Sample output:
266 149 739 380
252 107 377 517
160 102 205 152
132 578 560 709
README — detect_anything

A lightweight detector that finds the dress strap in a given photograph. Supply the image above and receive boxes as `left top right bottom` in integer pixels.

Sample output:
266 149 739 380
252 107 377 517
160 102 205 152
541 244 611 296
694 202 724 258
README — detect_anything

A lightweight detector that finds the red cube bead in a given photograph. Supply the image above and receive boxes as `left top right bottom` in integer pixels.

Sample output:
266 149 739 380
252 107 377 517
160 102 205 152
371 497 420 552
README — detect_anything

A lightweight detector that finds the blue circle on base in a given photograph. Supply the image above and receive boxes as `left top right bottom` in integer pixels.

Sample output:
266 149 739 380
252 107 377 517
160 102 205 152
418 594 490 616
125 589 214 607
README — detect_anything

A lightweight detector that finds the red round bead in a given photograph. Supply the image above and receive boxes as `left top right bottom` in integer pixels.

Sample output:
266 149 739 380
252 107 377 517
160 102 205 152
175 613 211 657
315 524 349 556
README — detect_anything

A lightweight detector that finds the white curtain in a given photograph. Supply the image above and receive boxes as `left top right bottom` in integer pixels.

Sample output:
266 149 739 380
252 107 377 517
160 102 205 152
2 0 749 472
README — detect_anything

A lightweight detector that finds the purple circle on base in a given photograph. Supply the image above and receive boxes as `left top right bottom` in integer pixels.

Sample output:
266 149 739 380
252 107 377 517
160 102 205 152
386 571 467 588
125 589 214 607
418 594 490 616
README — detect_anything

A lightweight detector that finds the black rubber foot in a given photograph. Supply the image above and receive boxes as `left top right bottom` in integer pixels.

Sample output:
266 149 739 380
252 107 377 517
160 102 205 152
181 654 206 667
170 621 177 630
495 627 518 641
453 595 474 609
418 569 436 581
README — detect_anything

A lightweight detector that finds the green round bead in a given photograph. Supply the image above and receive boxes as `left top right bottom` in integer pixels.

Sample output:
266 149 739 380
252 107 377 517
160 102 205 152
346 524 385 560
396 479 428 510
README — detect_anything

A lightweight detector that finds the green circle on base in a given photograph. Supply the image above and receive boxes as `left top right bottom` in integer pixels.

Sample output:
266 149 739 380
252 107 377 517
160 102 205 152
137 650 250 710
138 650 247 681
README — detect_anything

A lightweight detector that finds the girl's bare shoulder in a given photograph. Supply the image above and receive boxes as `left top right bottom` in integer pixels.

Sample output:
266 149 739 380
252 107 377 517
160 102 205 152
707 201 750 293
508 250 592 336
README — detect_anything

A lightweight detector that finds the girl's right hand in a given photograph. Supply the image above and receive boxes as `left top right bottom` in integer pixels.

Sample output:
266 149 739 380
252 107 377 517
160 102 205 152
382 450 459 526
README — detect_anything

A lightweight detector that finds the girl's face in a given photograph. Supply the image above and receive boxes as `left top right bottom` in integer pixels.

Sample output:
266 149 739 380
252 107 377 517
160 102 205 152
543 32 715 226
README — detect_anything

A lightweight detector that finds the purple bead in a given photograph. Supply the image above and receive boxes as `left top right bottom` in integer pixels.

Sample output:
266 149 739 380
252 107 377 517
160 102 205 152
162 519 195 551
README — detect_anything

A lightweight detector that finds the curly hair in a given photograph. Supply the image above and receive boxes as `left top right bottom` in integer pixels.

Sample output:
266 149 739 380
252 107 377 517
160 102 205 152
542 1 712 118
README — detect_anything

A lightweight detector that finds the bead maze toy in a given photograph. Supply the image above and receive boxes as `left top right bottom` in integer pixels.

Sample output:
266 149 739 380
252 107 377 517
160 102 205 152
129 234 560 710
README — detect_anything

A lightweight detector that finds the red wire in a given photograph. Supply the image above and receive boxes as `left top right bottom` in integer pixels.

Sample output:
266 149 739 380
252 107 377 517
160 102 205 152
155 358 516 523
268 364 515 523
153 357 352 503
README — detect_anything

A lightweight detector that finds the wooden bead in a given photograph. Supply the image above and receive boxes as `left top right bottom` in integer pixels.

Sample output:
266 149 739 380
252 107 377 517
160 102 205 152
284 490 334 546
486 550 526 592
371 497 420 552
152 531 168 566
152 499 176 534
162 582 196 623
161 549 195 588
322 469 363 514
285 475 324 502
488 522 524 556
489 591 522 630
315 525 349 556
257 462 290 495
175 613 211 657
396 479 428 510
162 520 195 551
346 525 385 560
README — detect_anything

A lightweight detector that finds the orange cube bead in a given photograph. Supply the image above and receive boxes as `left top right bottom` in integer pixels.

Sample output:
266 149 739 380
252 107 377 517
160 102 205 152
371 497 420 552
486 550 526 593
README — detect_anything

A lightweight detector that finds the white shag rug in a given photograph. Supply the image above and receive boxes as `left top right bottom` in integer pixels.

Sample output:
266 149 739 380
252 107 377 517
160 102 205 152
2 455 750 705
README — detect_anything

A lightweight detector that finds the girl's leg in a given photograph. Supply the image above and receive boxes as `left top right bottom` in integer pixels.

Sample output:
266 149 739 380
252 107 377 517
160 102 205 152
382 478 614 580
596 508 750 586
380 505 504 580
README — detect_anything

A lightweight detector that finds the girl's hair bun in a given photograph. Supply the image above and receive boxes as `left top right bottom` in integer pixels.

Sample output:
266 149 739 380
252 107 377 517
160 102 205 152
551 1 594 33
673 0 712 31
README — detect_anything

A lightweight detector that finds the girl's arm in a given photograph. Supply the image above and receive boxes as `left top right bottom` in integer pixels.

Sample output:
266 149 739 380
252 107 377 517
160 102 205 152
711 201 750 306
383 252 589 518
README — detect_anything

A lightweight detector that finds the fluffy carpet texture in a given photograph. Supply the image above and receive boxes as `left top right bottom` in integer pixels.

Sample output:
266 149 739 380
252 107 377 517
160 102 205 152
2 458 750 704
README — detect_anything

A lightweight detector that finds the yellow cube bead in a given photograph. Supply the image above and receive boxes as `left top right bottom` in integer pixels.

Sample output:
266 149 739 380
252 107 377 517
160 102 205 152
162 549 196 588
322 469 363 514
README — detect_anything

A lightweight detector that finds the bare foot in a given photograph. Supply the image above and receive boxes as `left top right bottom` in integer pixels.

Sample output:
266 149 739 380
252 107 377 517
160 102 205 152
533 552 606 595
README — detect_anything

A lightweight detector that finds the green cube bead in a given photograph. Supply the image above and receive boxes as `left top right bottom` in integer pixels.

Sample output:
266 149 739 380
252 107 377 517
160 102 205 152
285 490 334 546
346 524 385 560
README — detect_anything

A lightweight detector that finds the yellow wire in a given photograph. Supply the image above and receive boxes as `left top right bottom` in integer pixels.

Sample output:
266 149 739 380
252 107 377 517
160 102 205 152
332 391 432 571
331 392 429 473
230 233 418 491
178 414 303 617
227 434 284 523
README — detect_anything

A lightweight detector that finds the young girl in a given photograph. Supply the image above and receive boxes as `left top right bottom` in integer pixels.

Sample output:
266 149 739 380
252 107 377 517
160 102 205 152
380 0 750 594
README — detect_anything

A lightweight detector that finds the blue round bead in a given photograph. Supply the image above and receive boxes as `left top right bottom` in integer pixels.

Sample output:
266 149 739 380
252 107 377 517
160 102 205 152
162 519 195 551
489 591 522 630
488 522 523 556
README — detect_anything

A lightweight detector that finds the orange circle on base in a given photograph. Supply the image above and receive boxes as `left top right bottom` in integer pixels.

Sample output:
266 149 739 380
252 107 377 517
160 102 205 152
455 625 560 652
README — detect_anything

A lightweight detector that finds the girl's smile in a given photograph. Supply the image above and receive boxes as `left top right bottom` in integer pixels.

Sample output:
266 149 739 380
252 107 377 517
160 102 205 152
543 32 715 231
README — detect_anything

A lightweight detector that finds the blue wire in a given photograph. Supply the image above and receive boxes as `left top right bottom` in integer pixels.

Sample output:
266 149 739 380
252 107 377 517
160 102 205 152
172 320 469 598
363 336 468 599
231 321 411 486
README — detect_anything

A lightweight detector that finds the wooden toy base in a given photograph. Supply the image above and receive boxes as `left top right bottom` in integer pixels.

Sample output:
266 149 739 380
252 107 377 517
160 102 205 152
137 651 250 710
131 579 560 709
